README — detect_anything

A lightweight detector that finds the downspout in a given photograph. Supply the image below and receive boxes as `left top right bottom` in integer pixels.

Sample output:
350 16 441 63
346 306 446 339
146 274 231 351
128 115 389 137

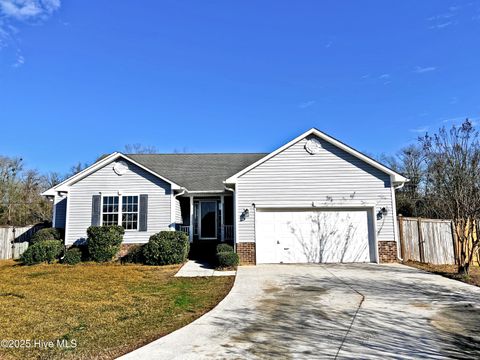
172 187 186 230
174 188 186 199
224 185 236 252
392 180 407 261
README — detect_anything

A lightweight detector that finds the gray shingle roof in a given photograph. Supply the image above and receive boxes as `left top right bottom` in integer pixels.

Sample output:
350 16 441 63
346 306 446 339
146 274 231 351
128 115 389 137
127 153 267 191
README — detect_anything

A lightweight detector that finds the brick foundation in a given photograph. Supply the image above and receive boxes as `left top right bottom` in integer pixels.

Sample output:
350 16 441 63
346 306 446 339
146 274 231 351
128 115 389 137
378 241 397 263
236 242 256 265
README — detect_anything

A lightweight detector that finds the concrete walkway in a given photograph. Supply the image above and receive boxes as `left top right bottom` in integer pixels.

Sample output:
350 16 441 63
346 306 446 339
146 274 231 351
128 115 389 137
174 260 236 277
121 263 480 359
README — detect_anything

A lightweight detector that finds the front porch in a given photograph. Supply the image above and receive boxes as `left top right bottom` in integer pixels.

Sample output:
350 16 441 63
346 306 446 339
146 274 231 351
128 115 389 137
174 194 234 259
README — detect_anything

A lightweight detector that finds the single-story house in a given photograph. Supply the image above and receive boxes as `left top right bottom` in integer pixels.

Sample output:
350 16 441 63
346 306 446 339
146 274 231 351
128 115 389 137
42 128 408 264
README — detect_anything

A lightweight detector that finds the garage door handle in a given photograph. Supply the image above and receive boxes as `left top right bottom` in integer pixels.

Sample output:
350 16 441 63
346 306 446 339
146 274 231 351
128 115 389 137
277 241 280 244
284 248 289 250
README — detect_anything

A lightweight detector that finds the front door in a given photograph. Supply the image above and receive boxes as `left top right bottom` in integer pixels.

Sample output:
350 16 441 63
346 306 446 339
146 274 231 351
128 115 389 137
199 201 217 239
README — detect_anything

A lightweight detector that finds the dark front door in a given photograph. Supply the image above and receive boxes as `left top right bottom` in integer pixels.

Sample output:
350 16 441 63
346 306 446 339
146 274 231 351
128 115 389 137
200 201 217 239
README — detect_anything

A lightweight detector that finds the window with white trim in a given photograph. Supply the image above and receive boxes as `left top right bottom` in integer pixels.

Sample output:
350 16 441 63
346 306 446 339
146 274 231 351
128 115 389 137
101 195 139 230
102 196 119 226
122 195 139 230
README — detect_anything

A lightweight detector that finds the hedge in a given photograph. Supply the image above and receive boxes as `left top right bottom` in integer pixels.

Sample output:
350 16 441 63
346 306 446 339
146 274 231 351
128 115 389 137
216 243 234 253
21 240 64 265
86 225 124 262
217 251 239 268
63 247 82 265
31 228 62 244
143 231 189 265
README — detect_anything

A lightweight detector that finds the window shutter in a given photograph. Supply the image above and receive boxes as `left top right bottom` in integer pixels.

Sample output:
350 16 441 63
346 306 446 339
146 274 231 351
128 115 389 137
139 194 148 231
91 195 101 226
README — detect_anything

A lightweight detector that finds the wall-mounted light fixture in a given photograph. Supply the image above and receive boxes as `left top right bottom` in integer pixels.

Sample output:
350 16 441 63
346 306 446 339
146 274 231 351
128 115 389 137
240 208 250 222
377 207 388 220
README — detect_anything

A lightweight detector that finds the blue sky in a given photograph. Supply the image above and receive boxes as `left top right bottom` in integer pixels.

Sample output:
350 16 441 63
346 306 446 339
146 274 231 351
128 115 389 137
0 1 479 174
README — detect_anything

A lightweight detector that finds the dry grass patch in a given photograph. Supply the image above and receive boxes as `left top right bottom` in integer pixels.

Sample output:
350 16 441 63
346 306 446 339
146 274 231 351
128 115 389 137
0 260 233 359
405 261 480 287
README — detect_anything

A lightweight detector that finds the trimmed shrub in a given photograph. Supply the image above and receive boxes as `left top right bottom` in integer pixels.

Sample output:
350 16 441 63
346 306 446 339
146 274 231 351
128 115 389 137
121 245 145 264
63 247 82 265
31 228 62 244
87 225 124 262
216 243 234 253
143 231 189 265
21 240 64 265
217 251 239 268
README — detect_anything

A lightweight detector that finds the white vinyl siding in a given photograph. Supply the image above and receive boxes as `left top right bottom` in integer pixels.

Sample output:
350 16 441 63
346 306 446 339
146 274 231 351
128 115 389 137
66 160 171 245
236 135 396 244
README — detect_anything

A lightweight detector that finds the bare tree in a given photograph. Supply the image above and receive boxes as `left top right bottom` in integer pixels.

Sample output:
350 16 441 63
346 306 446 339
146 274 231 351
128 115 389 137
420 119 480 274
124 143 157 154
381 145 429 217
0 157 52 226
42 171 63 189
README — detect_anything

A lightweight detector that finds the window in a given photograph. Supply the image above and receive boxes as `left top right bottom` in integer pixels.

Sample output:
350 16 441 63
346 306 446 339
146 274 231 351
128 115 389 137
122 195 138 230
102 195 139 230
102 196 119 226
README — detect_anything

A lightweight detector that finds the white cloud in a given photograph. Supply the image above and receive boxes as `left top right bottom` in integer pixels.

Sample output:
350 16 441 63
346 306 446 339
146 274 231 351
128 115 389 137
449 97 458 105
298 100 315 109
12 52 24 67
409 126 429 133
0 0 61 66
429 21 453 29
414 66 437 74
379 73 390 79
427 13 454 21
0 0 60 20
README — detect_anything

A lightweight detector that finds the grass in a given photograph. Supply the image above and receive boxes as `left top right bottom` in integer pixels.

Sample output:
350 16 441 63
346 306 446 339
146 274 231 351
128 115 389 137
405 261 480 287
0 260 234 359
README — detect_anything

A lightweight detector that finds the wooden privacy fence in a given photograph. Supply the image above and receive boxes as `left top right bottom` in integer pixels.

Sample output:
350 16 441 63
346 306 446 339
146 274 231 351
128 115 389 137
398 216 456 265
0 225 41 260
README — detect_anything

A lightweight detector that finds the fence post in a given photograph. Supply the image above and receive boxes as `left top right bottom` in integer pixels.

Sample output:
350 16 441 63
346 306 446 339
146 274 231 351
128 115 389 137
398 215 406 260
417 217 425 263
450 220 458 265
11 226 16 260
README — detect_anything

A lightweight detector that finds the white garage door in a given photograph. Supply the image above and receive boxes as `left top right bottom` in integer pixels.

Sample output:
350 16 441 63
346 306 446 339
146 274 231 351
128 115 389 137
256 209 375 264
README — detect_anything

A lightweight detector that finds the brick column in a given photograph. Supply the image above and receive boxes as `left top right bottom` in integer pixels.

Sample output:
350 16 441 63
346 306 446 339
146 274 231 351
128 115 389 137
236 242 256 265
378 241 397 263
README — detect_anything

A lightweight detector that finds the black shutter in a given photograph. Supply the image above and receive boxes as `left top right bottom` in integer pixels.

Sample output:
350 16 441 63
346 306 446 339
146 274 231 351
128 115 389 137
91 195 101 226
139 194 148 231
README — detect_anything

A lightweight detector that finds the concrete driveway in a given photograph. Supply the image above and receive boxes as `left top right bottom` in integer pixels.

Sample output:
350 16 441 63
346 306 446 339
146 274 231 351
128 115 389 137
121 264 480 359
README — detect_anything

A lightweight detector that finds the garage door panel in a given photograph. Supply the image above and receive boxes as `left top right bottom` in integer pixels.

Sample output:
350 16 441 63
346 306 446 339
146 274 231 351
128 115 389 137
256 209 374 264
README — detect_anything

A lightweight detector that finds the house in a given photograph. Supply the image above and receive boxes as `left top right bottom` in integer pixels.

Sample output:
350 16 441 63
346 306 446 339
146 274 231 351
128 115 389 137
42 128 408 264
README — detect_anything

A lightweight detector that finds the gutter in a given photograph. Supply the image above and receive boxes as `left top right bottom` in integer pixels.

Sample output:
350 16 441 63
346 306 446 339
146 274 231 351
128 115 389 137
392 180 406 261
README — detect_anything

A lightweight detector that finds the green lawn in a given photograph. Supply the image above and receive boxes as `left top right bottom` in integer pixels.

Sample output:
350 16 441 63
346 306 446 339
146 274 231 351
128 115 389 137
0 260 234 359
